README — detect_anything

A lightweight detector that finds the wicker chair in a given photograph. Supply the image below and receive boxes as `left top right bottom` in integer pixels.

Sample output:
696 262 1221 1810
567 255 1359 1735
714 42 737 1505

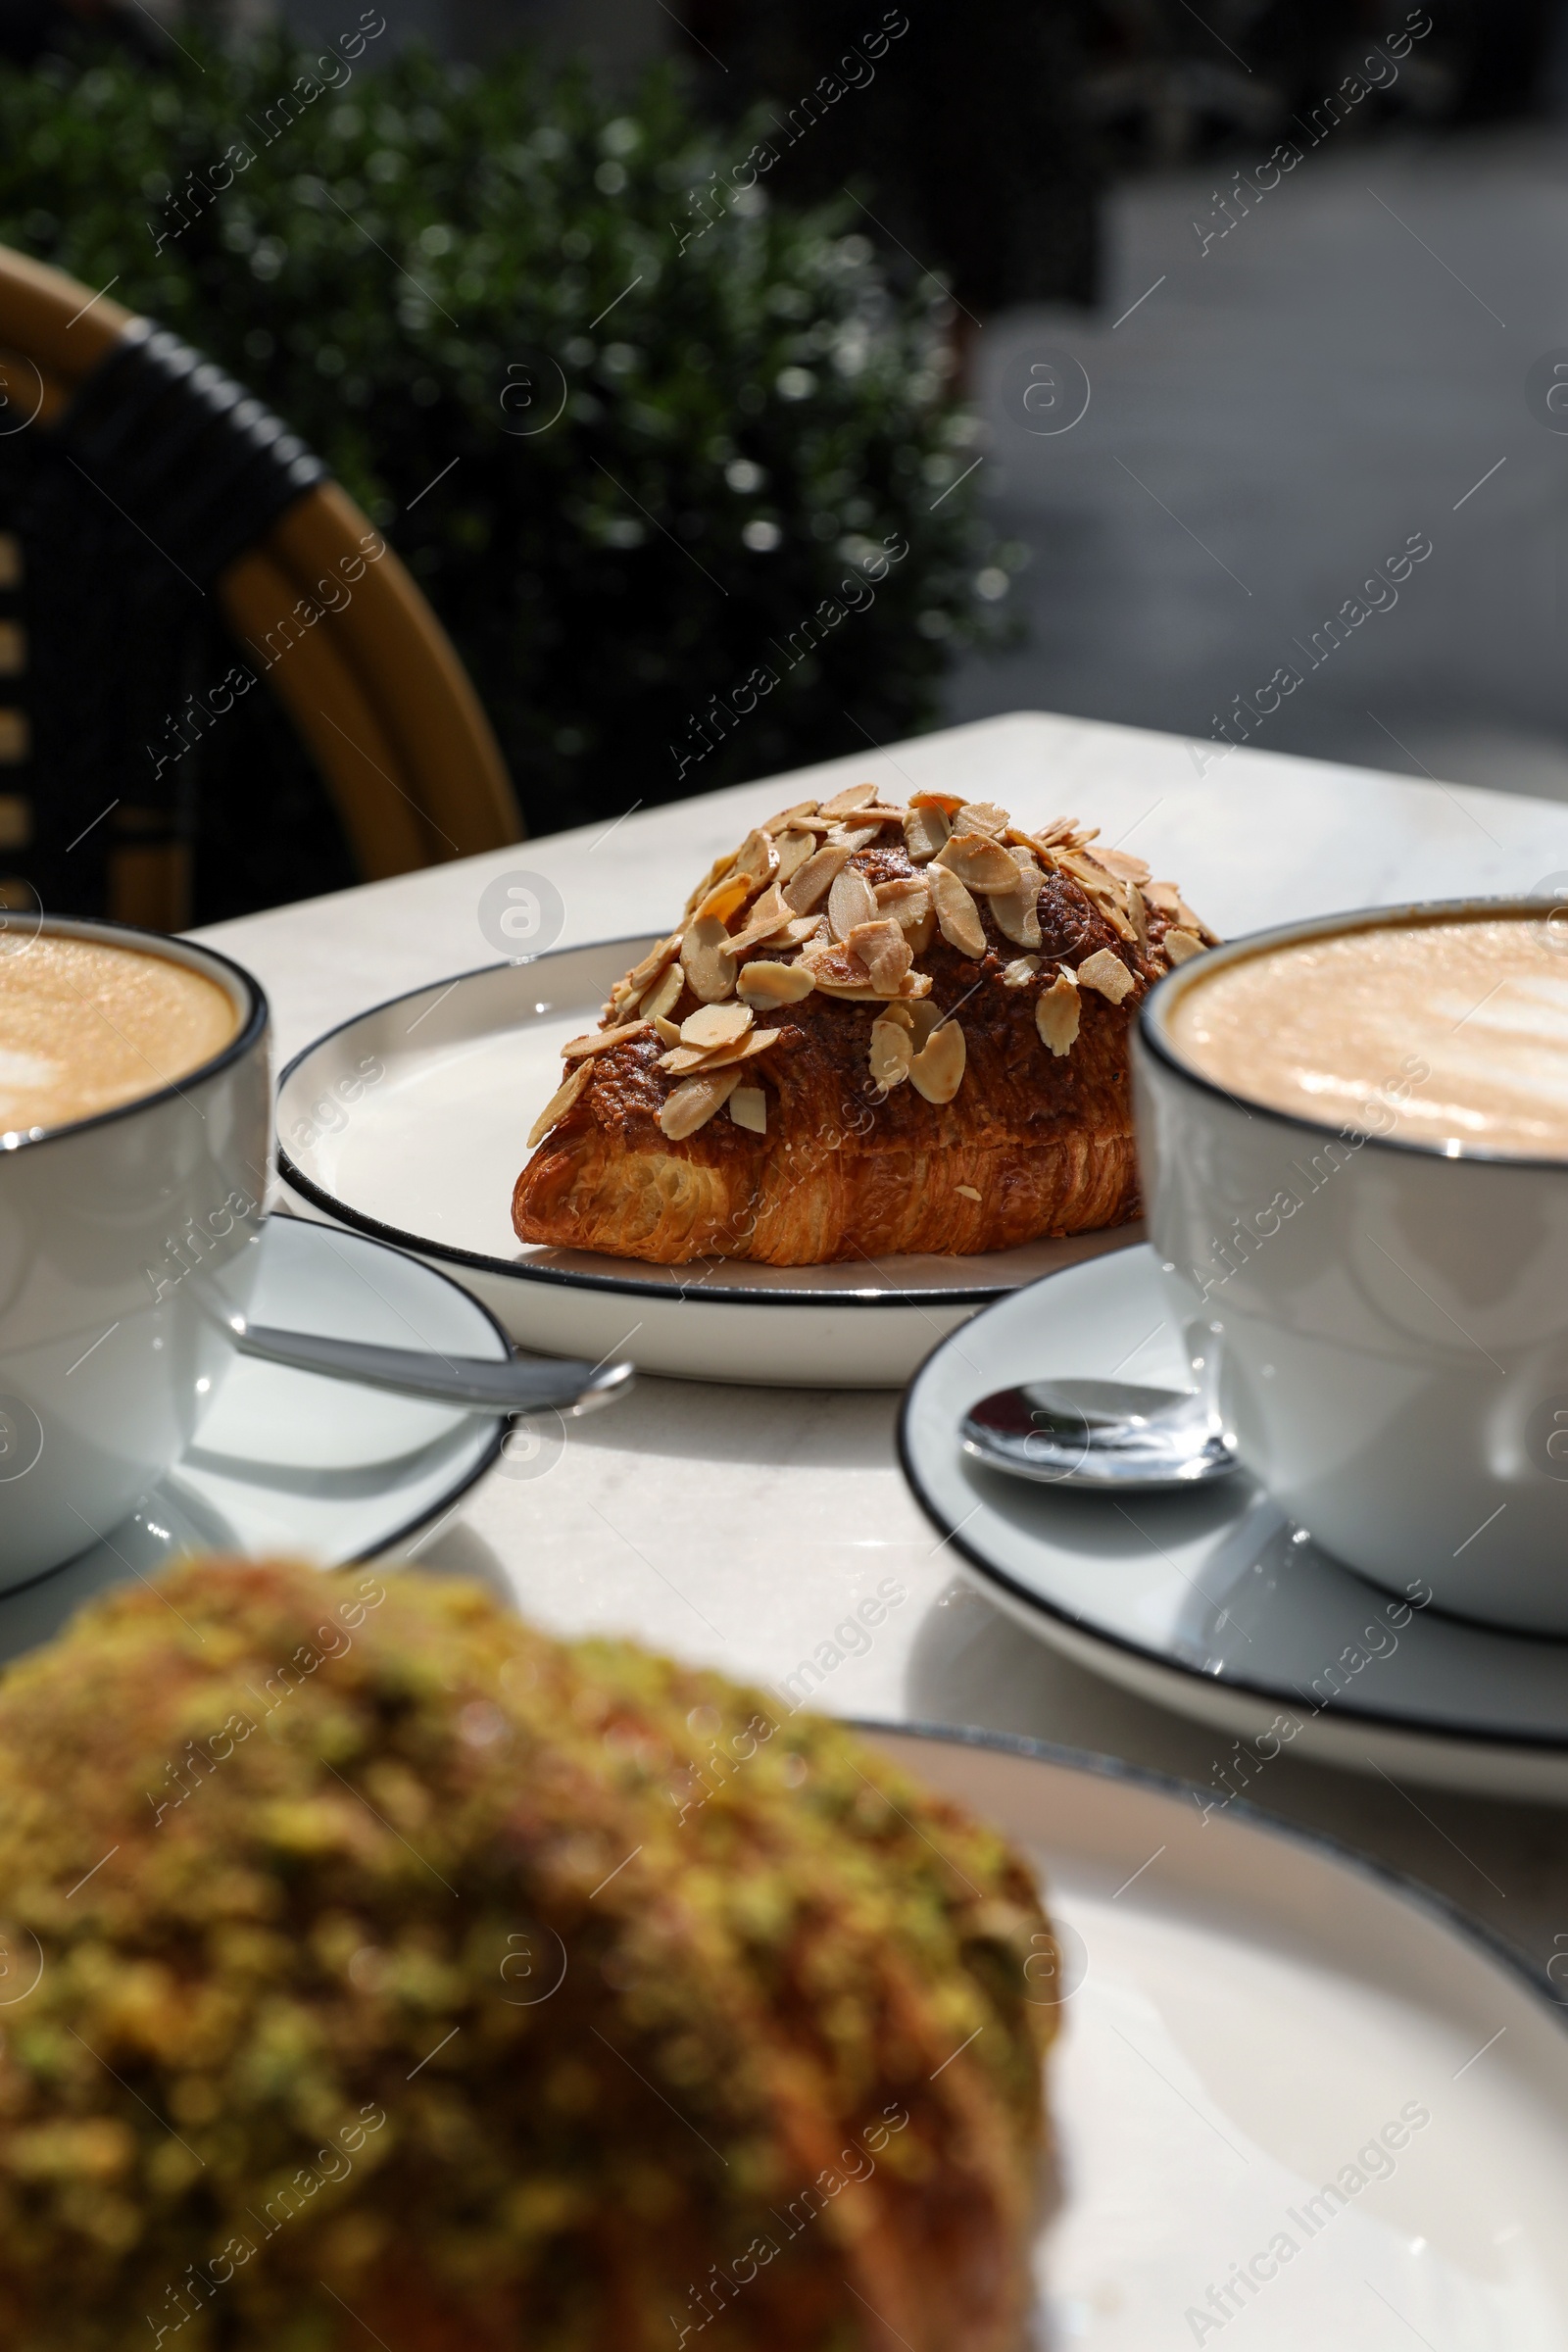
0 242 521 929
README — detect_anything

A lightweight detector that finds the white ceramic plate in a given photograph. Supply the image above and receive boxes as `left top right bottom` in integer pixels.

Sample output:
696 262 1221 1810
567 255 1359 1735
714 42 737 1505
868 1727 1568 2350
274 939 1138 1388
898 1245 1568 1800
0 1216 507 1669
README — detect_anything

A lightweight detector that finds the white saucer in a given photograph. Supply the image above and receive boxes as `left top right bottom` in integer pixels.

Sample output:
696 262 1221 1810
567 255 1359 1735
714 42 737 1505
274 939 1136 1389
871 1727 1568 2348
0 1216 507 1669
899 1244 1568 1800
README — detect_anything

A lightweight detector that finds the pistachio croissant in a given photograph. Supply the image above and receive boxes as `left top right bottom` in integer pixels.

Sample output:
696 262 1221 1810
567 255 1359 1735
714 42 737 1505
0 1558 1057 2352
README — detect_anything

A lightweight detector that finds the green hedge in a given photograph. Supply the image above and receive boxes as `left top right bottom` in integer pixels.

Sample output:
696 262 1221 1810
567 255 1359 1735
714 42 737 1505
0 33 1017 835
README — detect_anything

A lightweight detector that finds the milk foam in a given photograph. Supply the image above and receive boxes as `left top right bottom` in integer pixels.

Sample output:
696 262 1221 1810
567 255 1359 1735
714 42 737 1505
0 935 238 1135
1168 915 1568 1157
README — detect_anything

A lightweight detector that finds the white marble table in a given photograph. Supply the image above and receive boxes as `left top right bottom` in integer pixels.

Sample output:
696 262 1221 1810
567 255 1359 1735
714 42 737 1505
199 710 1568 1978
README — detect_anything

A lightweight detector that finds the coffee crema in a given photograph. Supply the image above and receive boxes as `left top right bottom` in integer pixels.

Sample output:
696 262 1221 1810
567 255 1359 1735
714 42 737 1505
0 934 238 1136
1167 914 1568 1157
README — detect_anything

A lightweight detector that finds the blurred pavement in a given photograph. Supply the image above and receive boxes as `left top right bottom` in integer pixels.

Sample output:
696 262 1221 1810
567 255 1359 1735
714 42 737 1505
953 127 1568 805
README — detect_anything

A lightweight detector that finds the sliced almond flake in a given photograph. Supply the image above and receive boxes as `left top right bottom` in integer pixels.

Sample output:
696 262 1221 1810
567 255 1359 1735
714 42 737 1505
1057 851 1138 942
1077 948 1136 1005
818 781 880 817
1035 974 1080 1056
1155 895 1217 946
826 822 882 853
991 849 1043 950
681 1002 753 1050
1097 846 1152 885
846 917 913 994
1163 928 1205 966
680 915 738 1004
738 959 816 1006
623 931 683 998
526 1060 590 1149
935 830 1021 893
868 1014 913 1090
908 1018 966 1104
827 864 878 942
1032 814 1078 848
907 999 944 1048
800 934 871 989
955 801 1010 840
811 975 934 1002
661 1027 785 1076
955 1185 982 1202
653 1013 682 1046
660 1067 742 1141
1127 882 1151 956
1002 955 1042 988
762 799 819 830
783 841 852 914
906 909 936 956
697 872 753 925
760 914 824 949
724 881 791 958
909 789 965 815
711 1027 787 1066
728 1085 767 1135
881 1000 916 1033
682 852 739 922
874 874 931 930
903 804 951 863
775 830 816 884
562 1018 651 1062
733 828 778 889
927 862 987 958
639 964 684 1024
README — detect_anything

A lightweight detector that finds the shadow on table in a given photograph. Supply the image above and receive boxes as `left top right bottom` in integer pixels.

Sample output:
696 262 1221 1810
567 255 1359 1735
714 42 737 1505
557 1375 902 1472
408 1517 517 1607
904 1576 1568 1977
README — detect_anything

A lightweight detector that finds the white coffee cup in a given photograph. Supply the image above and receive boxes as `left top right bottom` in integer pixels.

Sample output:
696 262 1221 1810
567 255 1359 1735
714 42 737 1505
0 915 270 1584
1134 899 1568 1634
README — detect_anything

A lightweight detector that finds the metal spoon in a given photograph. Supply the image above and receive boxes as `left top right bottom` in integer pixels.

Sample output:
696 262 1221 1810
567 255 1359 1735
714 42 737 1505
231 1320 633 1417
961 1377 1238 1491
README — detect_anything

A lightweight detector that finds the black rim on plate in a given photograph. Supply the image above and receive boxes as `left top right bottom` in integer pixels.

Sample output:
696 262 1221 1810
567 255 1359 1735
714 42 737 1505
896 1252 1568 1757
857 1719 1568 2024
274 936 1078 1310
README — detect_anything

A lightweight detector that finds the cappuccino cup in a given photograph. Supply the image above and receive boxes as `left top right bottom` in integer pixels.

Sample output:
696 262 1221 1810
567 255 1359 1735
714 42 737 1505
0 914 269 1582
1134 899 1568 1634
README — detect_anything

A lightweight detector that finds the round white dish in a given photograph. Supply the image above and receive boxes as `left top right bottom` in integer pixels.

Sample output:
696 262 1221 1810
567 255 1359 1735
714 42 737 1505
898 1244 1568 1799
0 1215 508 1672
274 939 1137 1388
869 1727 1568 2351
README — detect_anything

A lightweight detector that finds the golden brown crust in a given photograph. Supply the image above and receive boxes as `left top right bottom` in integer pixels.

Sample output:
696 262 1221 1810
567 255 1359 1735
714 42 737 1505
514 802 1213 1266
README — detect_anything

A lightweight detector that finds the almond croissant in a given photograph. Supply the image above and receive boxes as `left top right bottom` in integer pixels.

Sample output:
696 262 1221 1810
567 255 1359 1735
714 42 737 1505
514 786 1214 1266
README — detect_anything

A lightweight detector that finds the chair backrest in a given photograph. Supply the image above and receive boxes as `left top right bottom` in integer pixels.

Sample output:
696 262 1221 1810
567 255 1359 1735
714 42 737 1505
0 242 521 928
